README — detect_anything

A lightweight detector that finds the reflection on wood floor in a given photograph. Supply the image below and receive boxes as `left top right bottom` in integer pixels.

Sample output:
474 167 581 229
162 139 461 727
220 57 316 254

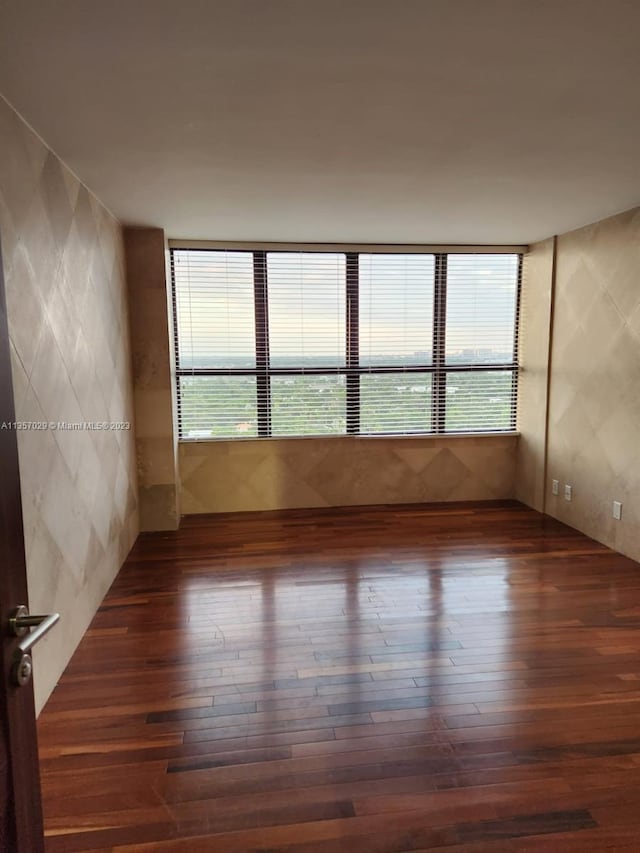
37 500 640 851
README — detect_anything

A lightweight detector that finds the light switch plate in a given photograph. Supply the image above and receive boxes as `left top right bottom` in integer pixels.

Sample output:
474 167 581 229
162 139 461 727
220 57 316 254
613 501 622 520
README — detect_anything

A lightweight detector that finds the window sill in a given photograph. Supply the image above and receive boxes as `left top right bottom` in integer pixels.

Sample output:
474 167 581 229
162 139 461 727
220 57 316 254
178 431 520 445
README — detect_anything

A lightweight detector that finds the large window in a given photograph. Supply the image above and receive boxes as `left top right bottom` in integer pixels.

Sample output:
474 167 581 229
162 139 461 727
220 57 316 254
171 249 521 440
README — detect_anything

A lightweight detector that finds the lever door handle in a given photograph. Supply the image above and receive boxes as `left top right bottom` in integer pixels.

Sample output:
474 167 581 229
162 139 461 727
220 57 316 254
9 606 61 687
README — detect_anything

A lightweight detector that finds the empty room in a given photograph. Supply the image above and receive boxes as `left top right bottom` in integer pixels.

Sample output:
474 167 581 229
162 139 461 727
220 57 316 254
1 0 639 850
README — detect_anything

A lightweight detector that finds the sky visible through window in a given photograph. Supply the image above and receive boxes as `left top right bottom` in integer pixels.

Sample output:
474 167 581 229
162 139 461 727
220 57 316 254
268 253 346 367
173 250 518 367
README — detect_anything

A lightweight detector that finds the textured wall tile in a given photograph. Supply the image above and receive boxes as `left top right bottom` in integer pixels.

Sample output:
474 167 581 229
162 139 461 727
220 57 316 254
136 436 183 486
545 207 640 563
179 435 517 515
134 387 174 438
3 244 47 376
138 484 180 531
0 95 139 713
515 238 554 511
124 227 180 529
0 100 43 247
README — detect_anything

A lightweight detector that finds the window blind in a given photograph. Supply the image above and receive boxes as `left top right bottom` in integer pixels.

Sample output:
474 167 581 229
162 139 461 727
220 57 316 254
358 254 435 434
444 254 520 432
171 248 520 440
172 250 258 438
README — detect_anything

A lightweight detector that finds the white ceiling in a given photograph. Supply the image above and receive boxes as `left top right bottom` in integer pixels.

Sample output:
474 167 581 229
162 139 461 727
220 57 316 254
0 0 639 244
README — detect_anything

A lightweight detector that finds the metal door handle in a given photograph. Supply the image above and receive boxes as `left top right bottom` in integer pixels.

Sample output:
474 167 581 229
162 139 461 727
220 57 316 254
9 606 60 686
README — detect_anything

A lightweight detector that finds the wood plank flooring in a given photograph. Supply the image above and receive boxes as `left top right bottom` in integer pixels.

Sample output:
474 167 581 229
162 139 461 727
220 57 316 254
36 500 640 851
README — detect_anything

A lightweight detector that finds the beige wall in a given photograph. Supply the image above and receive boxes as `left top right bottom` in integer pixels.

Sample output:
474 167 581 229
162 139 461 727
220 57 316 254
543 207 640 561
124 227 180 531
180 435 517 514
0 97 139 712
515 237 555 511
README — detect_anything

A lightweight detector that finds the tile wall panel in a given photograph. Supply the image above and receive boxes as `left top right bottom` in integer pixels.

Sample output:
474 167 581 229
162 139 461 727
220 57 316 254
515 238 554 511
0 96 138 712
545 207 640 561
180 435 518 514
124 227 180 531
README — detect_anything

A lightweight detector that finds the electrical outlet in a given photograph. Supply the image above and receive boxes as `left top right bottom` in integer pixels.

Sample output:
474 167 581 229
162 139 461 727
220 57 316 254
552 479 559 495
564 484 572 501
613 501 622 520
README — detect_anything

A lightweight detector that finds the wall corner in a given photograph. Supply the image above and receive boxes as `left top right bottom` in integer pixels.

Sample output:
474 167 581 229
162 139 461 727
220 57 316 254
124 226 180 531
514 237 555 512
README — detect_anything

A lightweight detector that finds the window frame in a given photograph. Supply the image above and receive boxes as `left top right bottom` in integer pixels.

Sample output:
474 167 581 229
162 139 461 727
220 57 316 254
171 248 522 440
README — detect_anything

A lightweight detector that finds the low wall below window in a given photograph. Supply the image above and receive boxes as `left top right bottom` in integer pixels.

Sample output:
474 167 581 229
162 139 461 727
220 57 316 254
179 434 518 514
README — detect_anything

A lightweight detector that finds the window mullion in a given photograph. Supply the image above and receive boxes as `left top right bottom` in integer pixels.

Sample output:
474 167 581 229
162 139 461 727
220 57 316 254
253 250 271 436
169 250 184 438
510 253 524 431
346 252 359 434
432 254 447 433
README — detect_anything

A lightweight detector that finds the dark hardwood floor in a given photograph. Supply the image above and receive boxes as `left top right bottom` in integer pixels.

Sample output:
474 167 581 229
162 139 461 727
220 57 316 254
37 500 640 851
